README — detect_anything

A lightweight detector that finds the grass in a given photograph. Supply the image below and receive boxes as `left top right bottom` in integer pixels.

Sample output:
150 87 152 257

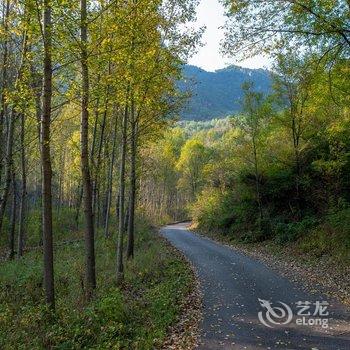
194 207 350 266
0 220 193 349
0 207 84 253
297 208 350 263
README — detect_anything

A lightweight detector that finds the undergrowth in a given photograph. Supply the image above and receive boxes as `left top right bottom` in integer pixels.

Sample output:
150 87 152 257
0 221 192 349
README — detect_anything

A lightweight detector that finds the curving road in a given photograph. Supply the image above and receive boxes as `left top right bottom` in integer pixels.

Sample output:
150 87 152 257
160 223 350 350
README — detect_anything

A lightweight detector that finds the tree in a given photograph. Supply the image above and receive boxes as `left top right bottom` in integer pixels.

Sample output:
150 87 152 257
104 111 118 238
9 168 16 259
0 0 10 181
176 138 209 200
18 112 27 257
116 97 128 285
127 98 137 259
223 0 350 62
80 0 96 298
272 54 314 217
41 0 55 309
233 82 271 225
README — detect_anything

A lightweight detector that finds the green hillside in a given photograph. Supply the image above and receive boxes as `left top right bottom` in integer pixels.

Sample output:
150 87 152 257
179 65 271 120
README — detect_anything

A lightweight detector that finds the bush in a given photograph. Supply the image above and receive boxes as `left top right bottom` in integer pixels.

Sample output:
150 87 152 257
191 188 235 232
191 187 274 242
0 222 193 349
273 217 318 245
298 208 350 262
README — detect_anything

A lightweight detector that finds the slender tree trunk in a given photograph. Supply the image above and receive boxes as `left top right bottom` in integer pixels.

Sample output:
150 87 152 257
9 169 16 260
81 0 96 299
31 66 43 245
75 185 83 227
0 0 10 182
104 112 118 237
291 112 302 218
116 100 128 285
124 200 129 232
41 0 55 310
92 91 109 228
75 92 99 228
127 101 137 259
18 113 27 257
57 154 64 211
93 24 112 230
0 108 15 236
252 135 263 225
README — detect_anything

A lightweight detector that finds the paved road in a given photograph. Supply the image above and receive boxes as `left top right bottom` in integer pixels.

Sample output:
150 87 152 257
160 223 350 350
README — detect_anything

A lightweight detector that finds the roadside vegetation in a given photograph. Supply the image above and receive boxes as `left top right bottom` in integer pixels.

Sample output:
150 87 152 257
0 1 199 348
0 218 193 349
142 2 350 271
0 0 349 347
143 74 350 266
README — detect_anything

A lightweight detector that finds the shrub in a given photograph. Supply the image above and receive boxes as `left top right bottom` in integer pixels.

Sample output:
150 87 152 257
273 217 318 245
191 188 235 232
299 208 350 262
0 223 193 349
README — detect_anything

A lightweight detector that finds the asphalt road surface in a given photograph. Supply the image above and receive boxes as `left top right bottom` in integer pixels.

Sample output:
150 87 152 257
160 223 350 350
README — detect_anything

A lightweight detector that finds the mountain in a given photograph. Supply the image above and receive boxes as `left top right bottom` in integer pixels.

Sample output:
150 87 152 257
178 65 272 121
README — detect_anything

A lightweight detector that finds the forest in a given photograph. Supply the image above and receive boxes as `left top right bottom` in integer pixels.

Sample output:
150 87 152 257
147 56 350 261
0 0 199 348
0 0 349 349
144 2 350 263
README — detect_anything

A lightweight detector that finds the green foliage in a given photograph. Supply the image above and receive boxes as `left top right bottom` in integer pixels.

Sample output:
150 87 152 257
223 0 350 62
179 65 271 120
176 138 210 199
273 217 319 245
299 208 350 262
0 224 192 349
178 117 231 136
1 207 83 251
146 51 350 269
191 188 235 232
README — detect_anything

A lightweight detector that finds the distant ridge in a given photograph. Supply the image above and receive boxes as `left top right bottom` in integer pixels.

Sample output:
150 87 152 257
178 64 272 121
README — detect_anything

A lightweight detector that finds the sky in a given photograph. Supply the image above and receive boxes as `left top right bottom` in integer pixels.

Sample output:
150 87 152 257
188 0 271 72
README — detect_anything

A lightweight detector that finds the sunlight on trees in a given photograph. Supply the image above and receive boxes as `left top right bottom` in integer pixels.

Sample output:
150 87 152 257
0 0 349 347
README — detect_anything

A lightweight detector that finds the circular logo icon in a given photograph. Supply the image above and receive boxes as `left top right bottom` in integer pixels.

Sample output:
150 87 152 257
258 298 293 328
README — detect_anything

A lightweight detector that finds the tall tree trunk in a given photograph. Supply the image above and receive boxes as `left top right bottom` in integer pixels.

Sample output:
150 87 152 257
104 111 118 238
124 200 129 233
291 111 302 219
31 65 43 246
75 93 99 228
90 15 106 229
80 0 96 299
0 0 10 182
18 113 27 257
9 168 16 260
92 91 109 229
252 135 263 227
0 108 15 236
41 0 55 310
116 100 128 285
127 101 137 259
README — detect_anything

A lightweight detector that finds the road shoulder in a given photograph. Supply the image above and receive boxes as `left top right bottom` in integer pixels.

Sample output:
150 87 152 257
190 226 350 308
159 232 203 350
